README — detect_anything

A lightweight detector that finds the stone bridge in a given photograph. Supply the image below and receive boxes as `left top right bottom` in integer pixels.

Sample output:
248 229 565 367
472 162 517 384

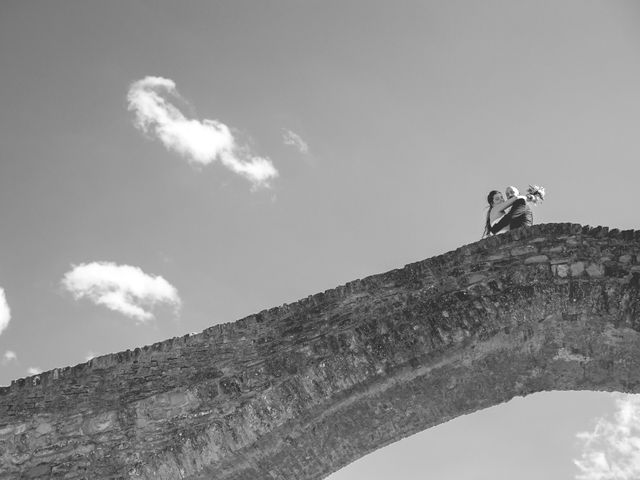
2 223 640 479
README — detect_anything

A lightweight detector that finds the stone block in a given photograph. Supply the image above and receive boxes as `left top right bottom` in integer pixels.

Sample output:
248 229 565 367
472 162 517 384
508 269 527 285
25 464 51 479
586 263 605 278
35 423 52 436
487 252 510 261
524 255 549 264
619 255 633 264
82 411 116 435
594 226 609 237
467 273 487 284
570 262 585 277
555 264 569 278
511 245 537 256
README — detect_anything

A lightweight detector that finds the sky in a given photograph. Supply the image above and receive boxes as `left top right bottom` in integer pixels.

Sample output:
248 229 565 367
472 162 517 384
1 1 640 478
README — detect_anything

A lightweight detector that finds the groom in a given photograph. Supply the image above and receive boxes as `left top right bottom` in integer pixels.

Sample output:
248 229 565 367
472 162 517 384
489 186 533 234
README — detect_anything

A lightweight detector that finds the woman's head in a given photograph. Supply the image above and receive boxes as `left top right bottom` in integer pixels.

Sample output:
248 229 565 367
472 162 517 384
487 190 503 207
483 190 502 238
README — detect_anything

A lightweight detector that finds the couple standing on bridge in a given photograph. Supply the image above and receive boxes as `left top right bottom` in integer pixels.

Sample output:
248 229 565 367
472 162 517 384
483 185 546 237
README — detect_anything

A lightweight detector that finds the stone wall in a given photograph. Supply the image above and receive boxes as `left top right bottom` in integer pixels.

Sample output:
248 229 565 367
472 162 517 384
2 223 640 479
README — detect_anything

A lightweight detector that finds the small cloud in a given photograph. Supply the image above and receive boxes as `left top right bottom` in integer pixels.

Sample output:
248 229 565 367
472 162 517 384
282 128 309 154
127 76 278 188
27 367 42 376
62 262 181 323
0 288 10 337
1 350 17 366
85 351 98 361
574 393 640 479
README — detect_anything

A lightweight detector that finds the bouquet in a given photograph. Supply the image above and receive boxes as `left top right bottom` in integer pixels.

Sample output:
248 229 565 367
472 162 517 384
526 185 546 205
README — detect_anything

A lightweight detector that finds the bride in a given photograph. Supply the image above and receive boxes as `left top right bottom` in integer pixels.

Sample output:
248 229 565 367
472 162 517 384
483 190 520 237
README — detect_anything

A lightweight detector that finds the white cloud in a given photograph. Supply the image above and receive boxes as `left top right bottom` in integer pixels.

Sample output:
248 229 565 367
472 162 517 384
27 367 42 376
282 128 309 154
62 262 181 323
127 76 278 188
0 288 10 337
85 351 98 361
1 350 17 366
574 394 640 479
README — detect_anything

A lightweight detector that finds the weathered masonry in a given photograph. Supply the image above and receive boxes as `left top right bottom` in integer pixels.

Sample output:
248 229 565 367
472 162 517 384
2 223 640 479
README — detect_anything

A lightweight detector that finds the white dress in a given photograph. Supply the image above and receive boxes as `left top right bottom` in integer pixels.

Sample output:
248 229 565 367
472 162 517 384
490 214 509 235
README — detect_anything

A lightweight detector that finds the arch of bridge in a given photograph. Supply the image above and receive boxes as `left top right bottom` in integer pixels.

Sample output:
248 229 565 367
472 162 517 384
2 223 640 479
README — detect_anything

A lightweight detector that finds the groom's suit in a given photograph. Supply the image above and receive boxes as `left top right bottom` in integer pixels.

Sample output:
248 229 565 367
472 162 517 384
489 198 533 235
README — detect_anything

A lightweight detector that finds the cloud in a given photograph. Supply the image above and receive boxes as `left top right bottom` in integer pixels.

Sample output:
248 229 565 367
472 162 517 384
85 351 98 361
0 288 10 337
574 394 640 479
127 76 278 188
27 367 42 376
62 262 181 323
1 350 17 366
282 128 310 154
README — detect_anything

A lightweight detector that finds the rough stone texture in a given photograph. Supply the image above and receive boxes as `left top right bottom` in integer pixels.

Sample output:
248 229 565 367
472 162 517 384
2 223 640 479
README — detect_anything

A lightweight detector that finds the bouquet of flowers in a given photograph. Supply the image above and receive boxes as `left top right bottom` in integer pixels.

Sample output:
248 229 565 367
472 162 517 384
526 184 546 205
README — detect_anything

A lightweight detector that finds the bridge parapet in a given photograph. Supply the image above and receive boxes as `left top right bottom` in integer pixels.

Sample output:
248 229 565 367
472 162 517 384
2 223 640 479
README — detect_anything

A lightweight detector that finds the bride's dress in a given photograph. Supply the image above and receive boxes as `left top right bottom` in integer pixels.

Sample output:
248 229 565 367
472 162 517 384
491 214 509 235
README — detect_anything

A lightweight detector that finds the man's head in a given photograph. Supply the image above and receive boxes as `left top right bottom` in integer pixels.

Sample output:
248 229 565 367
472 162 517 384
505 186 519 199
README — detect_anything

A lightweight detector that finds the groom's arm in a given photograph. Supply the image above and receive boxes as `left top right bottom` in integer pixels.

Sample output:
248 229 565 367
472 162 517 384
489 213 511 234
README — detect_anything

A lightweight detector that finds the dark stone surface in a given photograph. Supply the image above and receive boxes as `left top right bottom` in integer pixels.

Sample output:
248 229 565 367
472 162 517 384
2 223 640 479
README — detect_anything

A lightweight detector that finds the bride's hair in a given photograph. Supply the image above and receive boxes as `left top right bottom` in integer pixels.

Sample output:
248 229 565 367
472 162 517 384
483 190 500 237
487 190 500 206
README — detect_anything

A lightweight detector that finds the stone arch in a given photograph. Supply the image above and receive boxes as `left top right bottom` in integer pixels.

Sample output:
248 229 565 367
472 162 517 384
1 223 640 479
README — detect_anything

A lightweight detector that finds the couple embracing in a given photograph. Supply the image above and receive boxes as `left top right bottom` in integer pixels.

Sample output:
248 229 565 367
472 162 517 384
483 185 546 237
